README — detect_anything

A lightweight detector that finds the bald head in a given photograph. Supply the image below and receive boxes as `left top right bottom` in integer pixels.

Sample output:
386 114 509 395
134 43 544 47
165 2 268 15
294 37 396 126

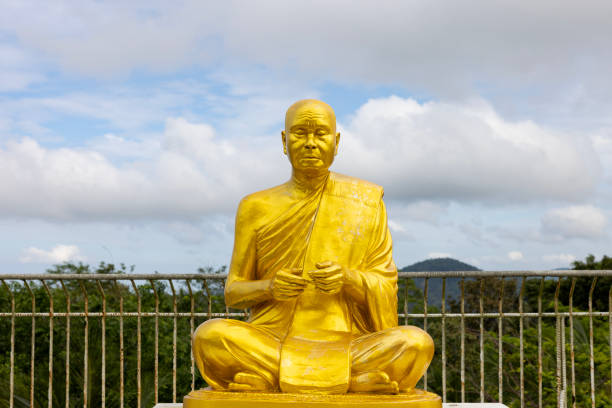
285 99 336 133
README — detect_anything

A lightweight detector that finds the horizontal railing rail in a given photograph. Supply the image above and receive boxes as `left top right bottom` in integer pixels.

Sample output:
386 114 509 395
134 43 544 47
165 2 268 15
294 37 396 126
0 270 610 408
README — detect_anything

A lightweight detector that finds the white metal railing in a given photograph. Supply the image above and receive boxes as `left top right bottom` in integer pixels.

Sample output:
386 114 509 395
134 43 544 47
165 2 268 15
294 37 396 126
0 270 610 408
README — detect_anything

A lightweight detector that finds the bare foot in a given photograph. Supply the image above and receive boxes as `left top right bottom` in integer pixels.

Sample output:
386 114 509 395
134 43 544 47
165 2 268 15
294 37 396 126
228 372 273 392
349 371 399 394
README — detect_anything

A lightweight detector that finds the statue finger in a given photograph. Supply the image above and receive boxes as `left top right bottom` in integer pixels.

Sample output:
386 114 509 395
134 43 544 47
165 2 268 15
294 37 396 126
318 287 341 295
308 267 341 279
316 282 343 294
277 272 307 284
315 260 334 269
321 264 343 274
276 280 307 291
312 273 343 286
274 286 305 296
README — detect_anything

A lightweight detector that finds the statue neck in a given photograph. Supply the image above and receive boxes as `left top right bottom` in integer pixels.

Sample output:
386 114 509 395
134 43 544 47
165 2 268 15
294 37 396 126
290 169 329 195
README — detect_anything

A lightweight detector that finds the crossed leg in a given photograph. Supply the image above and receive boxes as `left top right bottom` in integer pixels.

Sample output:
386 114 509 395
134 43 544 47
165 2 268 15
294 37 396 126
193 319 434 393
193 319 281 391
350 326 434 393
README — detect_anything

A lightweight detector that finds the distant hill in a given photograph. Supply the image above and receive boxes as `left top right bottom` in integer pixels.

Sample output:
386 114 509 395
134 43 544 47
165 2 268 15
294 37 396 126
399 258 480 304
400 257 480 272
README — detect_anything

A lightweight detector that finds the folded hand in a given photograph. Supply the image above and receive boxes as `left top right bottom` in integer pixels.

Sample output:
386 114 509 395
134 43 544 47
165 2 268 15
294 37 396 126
270 268 307 300
308 261 345 295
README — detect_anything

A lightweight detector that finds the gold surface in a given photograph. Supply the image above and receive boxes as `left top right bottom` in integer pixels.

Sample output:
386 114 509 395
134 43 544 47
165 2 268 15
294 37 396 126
190 99 437 398
183 389 442 408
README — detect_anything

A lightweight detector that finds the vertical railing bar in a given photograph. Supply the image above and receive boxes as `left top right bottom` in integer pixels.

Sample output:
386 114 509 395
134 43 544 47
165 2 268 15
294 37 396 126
538 277 544 408
460 278 465 403
96 281 106 408
169 279 178 403
149 279 159 405
554 278 561 408
79 281 89 408
588 277 597 408
479 278 484 403
59 280 70 408
404 277 408 326
129 280 141 408
519 276 525 408
223 278 229 318
23 280 35 407
423 277 428 391
113 281 124 408
498 277 504 404
441 277 446 403
569 278 576 408
1 280 15 408
203 279 212 320
563 293 569 408
186 280 195 391
41 280 54 408
609 286 612 405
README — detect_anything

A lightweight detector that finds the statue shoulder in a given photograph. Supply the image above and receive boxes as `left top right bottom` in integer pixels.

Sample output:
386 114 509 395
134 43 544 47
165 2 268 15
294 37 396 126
328 172 383 208
236 183 291 225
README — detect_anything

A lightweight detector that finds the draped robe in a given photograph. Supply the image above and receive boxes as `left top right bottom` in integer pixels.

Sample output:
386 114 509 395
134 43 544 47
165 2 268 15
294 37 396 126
222 171 398 393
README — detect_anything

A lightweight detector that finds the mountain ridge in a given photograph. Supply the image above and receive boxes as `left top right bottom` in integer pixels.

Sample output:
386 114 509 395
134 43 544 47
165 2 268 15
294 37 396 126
400 257 480 272
399 257 480 303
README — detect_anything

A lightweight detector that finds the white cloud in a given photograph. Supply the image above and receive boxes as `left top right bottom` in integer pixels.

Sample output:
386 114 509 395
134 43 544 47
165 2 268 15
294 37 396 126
4 2 612 104
392 201 447 224
335 96 600 202
542 254 576 266
0 96 604 222
541 205 608 239
0 116 284 221
428 252 451 259
20 244 86 263
0 42 44 91
388 220 406 233
507 251 524 261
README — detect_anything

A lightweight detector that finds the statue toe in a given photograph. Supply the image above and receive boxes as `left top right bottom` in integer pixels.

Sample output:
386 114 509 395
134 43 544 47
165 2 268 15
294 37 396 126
229 372 274 392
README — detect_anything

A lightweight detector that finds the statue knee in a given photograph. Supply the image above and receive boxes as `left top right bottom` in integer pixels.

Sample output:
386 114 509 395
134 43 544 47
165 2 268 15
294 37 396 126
193 318 232 351
395 326 434 356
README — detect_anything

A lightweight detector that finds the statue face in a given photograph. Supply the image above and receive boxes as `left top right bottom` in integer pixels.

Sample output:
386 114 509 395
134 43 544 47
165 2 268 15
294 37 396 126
282 100 340 173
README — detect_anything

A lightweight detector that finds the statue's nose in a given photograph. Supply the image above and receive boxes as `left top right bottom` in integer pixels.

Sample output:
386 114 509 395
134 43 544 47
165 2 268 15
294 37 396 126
305 134 316 149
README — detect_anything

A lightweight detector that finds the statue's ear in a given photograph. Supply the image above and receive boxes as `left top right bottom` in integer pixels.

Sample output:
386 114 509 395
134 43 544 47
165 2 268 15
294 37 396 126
282 130 287 155
335 132 340 155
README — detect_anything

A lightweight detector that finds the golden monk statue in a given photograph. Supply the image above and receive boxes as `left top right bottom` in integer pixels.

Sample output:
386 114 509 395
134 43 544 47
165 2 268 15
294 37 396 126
190 100 435 399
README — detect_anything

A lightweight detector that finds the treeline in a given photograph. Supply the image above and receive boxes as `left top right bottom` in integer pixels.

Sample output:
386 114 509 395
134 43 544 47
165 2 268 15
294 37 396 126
0 256 611 407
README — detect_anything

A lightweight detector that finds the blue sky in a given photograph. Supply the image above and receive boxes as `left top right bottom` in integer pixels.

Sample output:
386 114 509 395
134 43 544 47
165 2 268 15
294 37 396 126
1 1 611 273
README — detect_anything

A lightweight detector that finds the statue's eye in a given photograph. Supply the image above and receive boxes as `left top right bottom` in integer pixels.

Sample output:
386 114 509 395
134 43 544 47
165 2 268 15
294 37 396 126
293 128 306 136
315 129 327 136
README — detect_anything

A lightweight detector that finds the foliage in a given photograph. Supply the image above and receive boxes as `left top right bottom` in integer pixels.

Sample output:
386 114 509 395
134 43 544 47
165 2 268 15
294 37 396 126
0 255 610 407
